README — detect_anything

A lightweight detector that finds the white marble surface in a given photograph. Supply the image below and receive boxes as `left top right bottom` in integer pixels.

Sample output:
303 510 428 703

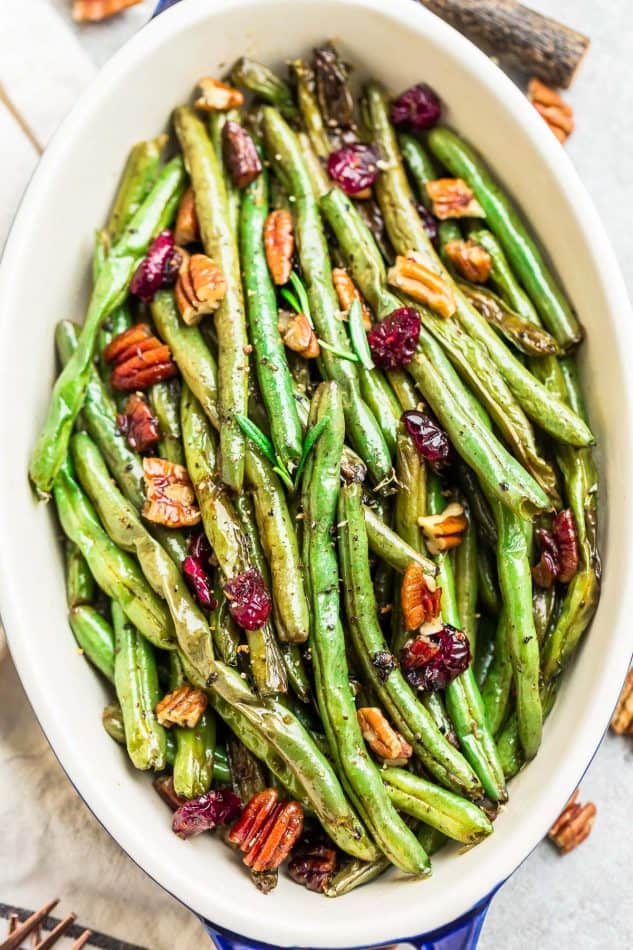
1 1 632 948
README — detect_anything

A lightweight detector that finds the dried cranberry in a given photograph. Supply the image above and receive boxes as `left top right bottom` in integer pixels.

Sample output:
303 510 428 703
390 83 442 130
224 569 272 630
401 625 470 691
532 529 560 589
402 410 453 471
417 204 439 244
189 530 213 567
366 307 421 369
327 143 380 196
182 556 217 611
288 830 338 893
130 230 182 302
552 509 579 583
172 789 241 839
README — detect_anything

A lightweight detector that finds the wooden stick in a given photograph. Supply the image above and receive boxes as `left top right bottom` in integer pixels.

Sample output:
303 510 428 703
0 900 59 950
70 930 93 950
417 0 590 88
32 913 76 950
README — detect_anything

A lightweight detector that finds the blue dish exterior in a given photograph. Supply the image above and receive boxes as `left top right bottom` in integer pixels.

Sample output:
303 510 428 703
150 0 494 946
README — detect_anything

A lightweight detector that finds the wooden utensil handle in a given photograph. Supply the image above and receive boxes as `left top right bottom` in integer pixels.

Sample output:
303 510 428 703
418 0 589 88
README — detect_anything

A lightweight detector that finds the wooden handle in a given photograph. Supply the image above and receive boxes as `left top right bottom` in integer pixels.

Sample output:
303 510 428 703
418 0 589 88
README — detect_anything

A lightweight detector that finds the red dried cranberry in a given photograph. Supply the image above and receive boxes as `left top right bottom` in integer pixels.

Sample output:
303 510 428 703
224 569 272 630
172 789 241 839
366 307 421 369
182 555 217 611
327 143 380 195
402 410 453 471
130 230 182 302
532 529 560 588
390 83 442 130
417 204 439 244
288 830 338 893
401 625 470 691
552 509 579 583
189 530 213 567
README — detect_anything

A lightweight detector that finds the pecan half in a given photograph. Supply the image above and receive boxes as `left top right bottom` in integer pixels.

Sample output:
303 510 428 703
175 249 227 326
153 774 186 811
532 528 560 589
548 790 596 853
104 323 178 392
222 121 262 189
425 178 485 220
142 457 201 528
444 239 492 284
387 252 456 318
332 267 372 330
174 188 199 246
357 707 413 765
418 502 468 555
195 77 244 112
552 509 579 583
401 562 442 631
116 393 160 453
155 685 208 728
288 831 338 893
264 210 294 286
278 310 320 358
528 79 575 144
611 670 633 735
228 788 304 873
72 0 141 21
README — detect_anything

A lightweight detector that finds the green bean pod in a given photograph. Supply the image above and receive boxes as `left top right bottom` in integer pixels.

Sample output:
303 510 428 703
231 57 298 120
102 702 126 746
398 132 440 208
473 614 497 689
107 135 167 241
168 653 215 799
68 605 115 681
70 432 215 684
303 383 431 875
174 106 248 490
339 482 483 801
112 601 166 770
209 109 241 238
239 169 303 469
364 506 436 576
477 545 501 616
497 679 560 779
427 126 582 348
53 461 175 651
290 59 331 159
382 767 493 843
481 611 513 736
457 280 561 358
492 500 542 759
454 508 479 651
65 541 96 608
150 379 185 465
30 157 185 497
428 475 507 802
262 107 392 485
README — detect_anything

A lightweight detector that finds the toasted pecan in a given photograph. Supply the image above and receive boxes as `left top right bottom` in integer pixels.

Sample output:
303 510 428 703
142 457 201 528
175 249 227 326
105 323 178 392
357 707 413 765
401 562 442 631
528 79 575 143
426 178 485 220
72 0 141 21
418 502 468 555
332 267 372 330
195 77 244 112
388 252 456 318
611 670 633 735
264 210 294 286
548 790 596 854
444 239 492 284
156 685 208 728
278 310 320 358
116 393 160 453
228 788 304 873
174 188 200 246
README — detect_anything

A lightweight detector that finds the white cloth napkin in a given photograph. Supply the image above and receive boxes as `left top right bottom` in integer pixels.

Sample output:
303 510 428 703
0 3 207 945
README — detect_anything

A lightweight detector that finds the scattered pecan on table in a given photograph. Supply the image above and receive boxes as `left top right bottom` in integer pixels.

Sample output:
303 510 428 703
611 669 633 735
72 0 141 21
548 790 596 853
528 78 575 144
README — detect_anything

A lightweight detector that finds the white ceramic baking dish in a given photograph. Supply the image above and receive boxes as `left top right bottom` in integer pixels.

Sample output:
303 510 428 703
1 0 632 947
